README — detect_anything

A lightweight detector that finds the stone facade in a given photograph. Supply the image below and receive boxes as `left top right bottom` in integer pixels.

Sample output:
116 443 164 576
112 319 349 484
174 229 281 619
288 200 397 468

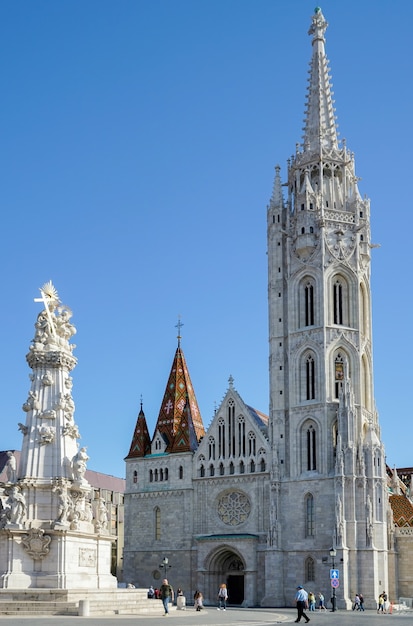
124 8 404 609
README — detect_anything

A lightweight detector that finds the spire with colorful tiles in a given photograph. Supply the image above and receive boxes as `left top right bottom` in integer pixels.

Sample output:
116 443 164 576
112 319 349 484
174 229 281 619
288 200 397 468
126 397 151 458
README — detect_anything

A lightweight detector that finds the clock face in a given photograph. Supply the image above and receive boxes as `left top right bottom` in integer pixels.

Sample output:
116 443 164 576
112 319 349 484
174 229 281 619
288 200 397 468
325 226 356 261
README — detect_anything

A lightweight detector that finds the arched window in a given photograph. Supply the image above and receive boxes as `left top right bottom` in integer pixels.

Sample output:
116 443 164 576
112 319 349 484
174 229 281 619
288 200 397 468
248 432 256 456
149 469 153 482
229 461 235 475
306 354 315 400
154 469 159 482
219 462 225 476
250 460 255 473
200 464 205 478
165 468 168 481
238 416 246 456
307 425 316 471
160 468 164 481
306 493 315 536
208 437 216 461
299 278 315 328
179 465 183 479
334 353 345 399
228 401 235 457
209 464 215 477
333 279 343 324
218 418 225 459
133 470 137 484
155 507 161 541
239 460 245 474
260 458 266 472
305 556 315 582
305 282 314 326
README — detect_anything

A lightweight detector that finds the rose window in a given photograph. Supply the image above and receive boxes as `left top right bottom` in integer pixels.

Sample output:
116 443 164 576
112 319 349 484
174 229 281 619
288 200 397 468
217 491 251 526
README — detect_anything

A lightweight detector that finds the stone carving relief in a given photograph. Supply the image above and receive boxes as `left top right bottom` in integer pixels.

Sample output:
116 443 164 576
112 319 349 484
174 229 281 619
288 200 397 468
18 423 28 435
41 371 53 386
0 486 27 527
22 390 40 412
38 425 55 445
62 423 80 439
21 528 51 560
79 547 96 567
217 491 251 526
30 282 77 354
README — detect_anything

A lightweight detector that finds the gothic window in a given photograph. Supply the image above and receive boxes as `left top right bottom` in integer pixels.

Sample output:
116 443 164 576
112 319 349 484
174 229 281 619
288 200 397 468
209 464 215 477
155 438 162 451
155 507 161 540
149 469 153 482
219 462 225 476
160 468 164 481
154 469 159 482
238 416 246 457
208 436 216 461
260 458 266 472
306 354 315 400
218 418 225 459
305 425 317 471
165 468 168 481
179 465 183 479
305 493 315 536
333 279 343 324
250 460 255 473
228 401 235 457
248 432 256 456
200 464 205 477
301 227 305 234
229 462 235 475
334 353 345 399
305 556 315 582
299 278 315 328
239 460 245 474
133 470 137 484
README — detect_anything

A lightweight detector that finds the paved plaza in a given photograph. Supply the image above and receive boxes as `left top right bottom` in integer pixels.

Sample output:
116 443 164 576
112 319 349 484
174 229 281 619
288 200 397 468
0 607 411 626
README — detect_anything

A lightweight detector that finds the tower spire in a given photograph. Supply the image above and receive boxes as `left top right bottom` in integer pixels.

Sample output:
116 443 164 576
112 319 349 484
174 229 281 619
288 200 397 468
303 7 338 152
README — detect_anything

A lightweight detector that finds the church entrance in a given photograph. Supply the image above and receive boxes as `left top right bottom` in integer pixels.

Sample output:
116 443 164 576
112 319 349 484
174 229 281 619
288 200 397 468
204 547 245 606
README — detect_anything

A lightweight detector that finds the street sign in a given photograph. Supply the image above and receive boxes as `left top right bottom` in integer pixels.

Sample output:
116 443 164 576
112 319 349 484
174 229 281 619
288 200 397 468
331 579 340 588
330 569 339 579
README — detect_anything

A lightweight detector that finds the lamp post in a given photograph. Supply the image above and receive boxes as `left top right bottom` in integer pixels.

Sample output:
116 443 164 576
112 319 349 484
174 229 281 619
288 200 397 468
330 547 337 612
159 556 171 579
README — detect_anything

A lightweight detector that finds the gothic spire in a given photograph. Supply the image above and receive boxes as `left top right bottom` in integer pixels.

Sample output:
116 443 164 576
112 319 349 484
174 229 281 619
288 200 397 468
154 334 205 452
126 398 151 458
303 7 338 152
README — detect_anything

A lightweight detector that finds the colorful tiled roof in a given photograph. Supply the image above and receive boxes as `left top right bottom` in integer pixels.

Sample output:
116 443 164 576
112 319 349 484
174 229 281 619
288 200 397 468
154 341 205 452
126 403 151 459
389 494 413 527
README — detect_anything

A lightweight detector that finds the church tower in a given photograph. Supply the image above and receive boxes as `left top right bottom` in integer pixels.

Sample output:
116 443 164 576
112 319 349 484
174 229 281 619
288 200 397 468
266 8 388 607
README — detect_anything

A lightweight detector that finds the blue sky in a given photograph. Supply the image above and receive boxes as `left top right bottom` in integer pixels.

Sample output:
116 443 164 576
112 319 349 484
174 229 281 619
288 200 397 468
1 0 411 479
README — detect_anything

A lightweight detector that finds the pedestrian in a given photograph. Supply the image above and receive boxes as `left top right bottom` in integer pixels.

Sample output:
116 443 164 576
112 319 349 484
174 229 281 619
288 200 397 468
353 594 360 610
295 585 310 623
359 593 365 611
377 593 384 613
317 592 326 611
308 592 316 611
159 578 174 615
382 591 388 613
194 590 204 611
218 583 228 610
147 585 155 598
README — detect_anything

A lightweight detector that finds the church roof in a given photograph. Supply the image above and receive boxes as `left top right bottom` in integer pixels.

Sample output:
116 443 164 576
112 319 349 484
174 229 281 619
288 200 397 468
303 7 339 152
389 494 413 527
125 402 151 459
154 337 205 452
246 405 269 436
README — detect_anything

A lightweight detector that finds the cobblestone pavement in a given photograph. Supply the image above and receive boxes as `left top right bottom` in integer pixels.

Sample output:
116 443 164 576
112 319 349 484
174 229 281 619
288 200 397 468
0 607 411 625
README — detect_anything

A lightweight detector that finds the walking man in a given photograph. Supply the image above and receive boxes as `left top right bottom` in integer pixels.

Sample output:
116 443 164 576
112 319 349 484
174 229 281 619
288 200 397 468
295 585 310 623
159 578 174 615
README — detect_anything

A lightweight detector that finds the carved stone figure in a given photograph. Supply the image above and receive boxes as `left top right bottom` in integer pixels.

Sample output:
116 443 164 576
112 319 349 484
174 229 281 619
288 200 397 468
5 451 17 483
22 390 40 412
18 422 28 435
41 371 53 386
54 486 69 524
72 447 89 482
6 486 26 526
95 498 109 532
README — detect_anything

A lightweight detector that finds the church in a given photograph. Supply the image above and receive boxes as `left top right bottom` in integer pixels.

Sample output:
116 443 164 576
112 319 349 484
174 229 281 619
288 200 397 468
123 8 401 608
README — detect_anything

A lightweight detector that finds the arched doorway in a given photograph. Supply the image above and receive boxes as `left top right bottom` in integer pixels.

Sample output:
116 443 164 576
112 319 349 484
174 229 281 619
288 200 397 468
206 547 245 606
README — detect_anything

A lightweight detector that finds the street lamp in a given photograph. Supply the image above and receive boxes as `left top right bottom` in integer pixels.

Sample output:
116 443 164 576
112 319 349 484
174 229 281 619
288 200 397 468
159 556 171 579
329 547 337 612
